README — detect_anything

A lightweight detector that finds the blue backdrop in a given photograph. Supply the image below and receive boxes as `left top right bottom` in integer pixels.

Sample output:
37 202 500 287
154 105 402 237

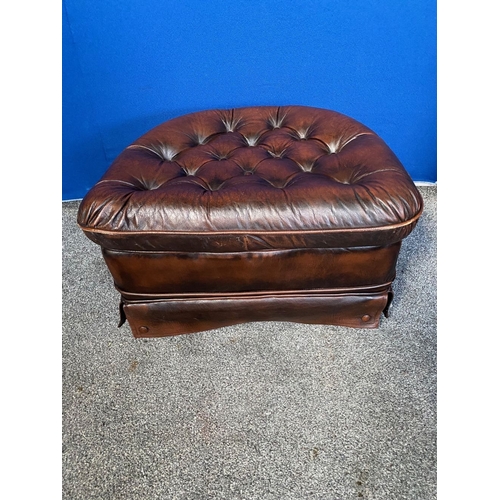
63 0 436 200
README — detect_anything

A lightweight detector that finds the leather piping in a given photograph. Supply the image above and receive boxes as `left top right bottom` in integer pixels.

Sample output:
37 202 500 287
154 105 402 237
104 246 384 256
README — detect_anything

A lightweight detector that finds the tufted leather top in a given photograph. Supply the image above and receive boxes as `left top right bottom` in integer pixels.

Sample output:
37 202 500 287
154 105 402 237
78 105 423 252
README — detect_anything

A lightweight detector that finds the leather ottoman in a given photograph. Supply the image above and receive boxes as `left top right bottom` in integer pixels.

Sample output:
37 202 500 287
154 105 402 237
77 105 423 337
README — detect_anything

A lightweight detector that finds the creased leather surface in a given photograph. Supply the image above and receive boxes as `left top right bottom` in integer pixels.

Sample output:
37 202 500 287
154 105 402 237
78 105 423 251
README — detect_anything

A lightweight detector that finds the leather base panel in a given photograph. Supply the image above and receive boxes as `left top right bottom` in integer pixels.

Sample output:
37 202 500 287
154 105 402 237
122 289 391 337
103 244 401 296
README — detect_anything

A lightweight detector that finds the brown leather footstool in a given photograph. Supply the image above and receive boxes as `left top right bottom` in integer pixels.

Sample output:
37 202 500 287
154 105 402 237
77 105 423 337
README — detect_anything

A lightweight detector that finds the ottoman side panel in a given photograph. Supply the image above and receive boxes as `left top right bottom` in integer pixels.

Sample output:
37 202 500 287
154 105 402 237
101 244 401 297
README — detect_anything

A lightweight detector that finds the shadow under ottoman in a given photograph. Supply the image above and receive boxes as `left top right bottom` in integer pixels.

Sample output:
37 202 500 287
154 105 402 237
77 105 423 337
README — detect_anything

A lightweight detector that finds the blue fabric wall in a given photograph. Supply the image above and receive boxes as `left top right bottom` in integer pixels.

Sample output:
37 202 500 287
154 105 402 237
63 0 436 200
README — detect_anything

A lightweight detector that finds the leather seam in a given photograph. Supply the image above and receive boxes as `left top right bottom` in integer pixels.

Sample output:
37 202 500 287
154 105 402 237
117 282 394 301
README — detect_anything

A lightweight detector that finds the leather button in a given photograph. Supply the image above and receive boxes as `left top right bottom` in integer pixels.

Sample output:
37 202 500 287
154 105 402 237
138 326 149 334
361 314 371 322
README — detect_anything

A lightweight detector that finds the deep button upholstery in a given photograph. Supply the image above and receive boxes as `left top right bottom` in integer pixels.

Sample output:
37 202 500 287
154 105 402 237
77 105 423 252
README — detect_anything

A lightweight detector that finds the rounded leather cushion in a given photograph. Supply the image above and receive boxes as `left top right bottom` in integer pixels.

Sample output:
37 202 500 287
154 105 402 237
78 105 423 251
